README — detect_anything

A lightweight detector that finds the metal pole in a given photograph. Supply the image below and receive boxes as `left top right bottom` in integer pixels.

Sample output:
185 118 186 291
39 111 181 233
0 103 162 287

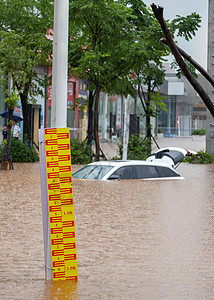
103 93 108 141
123 95 130 160
51 0 69 128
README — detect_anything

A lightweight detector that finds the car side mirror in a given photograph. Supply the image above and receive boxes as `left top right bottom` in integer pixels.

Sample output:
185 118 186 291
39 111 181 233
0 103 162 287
108 174 120 180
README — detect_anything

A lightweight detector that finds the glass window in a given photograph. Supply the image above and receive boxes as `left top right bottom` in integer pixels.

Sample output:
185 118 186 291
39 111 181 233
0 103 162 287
134 165 158 179
72 165 113 179
112 166 133 179
156 166 180 178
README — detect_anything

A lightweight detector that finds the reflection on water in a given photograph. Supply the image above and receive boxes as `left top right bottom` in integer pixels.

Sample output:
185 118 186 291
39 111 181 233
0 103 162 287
0 162 214 299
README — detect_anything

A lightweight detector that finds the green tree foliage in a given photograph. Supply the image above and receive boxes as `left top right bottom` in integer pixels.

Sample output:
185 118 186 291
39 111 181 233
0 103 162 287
68 0 201 159
115 134 152 160
70 138 91 164
170 13 201 41
68 0 139 160
184 150 214 164
0 0 53 139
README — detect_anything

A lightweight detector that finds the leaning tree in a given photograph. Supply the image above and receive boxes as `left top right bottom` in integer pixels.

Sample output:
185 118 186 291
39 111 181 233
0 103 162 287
151 3 214 118
125 0 202 150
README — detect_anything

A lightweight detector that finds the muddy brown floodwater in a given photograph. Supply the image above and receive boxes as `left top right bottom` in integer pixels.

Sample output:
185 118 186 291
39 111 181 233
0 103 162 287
0 162 214 299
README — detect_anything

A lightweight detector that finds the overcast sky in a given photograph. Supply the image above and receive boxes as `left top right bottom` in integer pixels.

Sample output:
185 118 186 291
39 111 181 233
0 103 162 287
143 0 209 69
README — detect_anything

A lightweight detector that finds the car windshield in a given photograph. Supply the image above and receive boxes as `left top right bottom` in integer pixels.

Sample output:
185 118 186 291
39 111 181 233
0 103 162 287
72 165 114 180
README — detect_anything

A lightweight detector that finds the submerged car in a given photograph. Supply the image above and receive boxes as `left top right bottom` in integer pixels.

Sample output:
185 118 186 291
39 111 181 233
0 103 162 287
72 147 194 180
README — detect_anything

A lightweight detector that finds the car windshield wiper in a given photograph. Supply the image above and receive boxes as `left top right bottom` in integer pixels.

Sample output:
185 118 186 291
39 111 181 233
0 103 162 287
82 167 96 179
95 167 103 180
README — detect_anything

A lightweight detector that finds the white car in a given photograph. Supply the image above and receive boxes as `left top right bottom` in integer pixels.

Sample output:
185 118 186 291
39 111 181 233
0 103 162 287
72 147 194 180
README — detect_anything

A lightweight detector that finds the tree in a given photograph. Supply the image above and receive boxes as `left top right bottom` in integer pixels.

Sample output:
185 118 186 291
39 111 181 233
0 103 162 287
0 0 54 141
68 0 139 160
68 0 202 159
125 0 201 150
1 89 19 170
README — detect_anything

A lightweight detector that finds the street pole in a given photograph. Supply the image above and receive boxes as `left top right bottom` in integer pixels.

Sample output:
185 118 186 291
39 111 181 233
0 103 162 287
40 1 80 282
103 93 108 141
123 95 130 160
51 0 69 128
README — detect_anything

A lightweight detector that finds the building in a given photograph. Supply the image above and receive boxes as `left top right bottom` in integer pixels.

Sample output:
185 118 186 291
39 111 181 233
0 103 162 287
158 66 207 138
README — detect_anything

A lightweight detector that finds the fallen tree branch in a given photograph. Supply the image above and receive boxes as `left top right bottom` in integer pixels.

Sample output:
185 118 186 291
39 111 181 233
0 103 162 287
151 3 214 118
161 38 214 87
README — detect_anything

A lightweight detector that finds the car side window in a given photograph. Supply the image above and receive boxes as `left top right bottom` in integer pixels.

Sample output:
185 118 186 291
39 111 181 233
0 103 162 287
112 166 133 179
156 166 180 177
134 165 158 179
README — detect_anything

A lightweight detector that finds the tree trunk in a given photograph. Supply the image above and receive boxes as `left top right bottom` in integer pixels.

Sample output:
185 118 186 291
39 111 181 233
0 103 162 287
137 83 152 153
151 4 214 118
94 86 101 161
20 92 31 141
137 82 152 137
1 108 13 170
146 82 152 153
87 90 94 145
16 79 32 142
138 84 147 113
146 112 151 138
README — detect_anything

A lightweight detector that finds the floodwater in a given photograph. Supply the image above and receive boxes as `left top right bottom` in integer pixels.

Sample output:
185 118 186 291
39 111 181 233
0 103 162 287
1 162 214 299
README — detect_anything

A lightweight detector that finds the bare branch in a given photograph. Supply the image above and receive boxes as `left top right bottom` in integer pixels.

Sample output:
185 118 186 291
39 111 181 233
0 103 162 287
138 85 148 114
83 16 95 36
151 3 214 118
161 38 214 87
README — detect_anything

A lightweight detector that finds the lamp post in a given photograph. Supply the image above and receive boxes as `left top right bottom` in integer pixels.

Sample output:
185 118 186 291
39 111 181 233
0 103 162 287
51 0 69 128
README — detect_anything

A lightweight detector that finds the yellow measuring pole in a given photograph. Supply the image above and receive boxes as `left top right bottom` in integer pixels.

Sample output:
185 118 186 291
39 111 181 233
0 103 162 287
39 128 78 281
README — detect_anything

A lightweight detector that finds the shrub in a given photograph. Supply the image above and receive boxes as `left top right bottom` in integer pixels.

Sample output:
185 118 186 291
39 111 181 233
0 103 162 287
0 139 39 162
192 129 206 135
114 135 151 160
70 138 91 164
184 150 214 164
0 138 92 164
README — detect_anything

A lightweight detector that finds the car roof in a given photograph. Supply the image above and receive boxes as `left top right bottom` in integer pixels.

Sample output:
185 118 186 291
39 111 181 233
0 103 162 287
87 160 174 168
